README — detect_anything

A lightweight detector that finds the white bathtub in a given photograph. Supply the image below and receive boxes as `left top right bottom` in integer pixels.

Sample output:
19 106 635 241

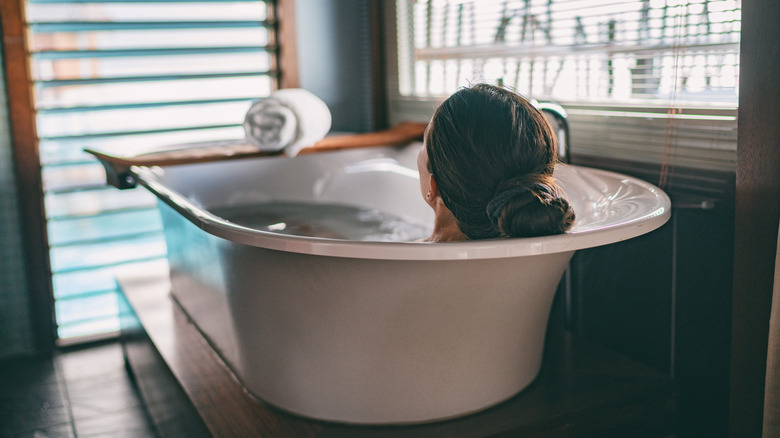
131 142 670 424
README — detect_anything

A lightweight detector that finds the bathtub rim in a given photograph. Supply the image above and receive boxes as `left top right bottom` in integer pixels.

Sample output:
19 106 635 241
133 163 670 261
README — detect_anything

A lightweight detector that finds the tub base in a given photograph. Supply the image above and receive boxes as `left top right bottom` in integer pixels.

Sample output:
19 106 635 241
118 265 678 436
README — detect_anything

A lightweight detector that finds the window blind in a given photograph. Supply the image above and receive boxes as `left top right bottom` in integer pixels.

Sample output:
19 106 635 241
25 0 277 342
390 0 740 172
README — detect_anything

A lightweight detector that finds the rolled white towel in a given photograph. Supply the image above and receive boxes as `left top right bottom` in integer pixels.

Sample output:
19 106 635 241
243 88 332 156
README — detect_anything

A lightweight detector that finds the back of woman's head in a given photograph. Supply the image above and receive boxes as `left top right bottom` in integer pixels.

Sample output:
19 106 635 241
425 83 575 239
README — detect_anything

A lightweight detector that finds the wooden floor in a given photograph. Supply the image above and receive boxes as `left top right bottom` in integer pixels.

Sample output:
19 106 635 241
0 342 158 438
119 266 677 438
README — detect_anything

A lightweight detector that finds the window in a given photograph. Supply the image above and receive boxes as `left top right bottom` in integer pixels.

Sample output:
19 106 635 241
388 0 740 172
25 0 277 342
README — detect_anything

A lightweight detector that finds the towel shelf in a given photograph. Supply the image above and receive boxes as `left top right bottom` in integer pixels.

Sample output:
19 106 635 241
86 122 427 189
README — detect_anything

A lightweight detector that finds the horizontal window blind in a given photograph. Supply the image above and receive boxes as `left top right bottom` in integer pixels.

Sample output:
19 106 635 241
391 0 740 172
25 0 277 342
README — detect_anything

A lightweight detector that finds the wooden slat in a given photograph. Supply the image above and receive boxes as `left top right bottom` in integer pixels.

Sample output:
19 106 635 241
275 0 300 89
0 0 56 352
571 124 737 151
568 111 738 172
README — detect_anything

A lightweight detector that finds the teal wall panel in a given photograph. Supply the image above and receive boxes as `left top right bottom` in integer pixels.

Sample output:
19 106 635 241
296 0 374 132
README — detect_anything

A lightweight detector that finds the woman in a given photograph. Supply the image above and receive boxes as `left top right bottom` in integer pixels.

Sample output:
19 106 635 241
418 83 575 242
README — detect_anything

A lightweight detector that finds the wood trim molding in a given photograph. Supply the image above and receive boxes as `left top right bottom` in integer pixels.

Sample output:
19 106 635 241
0 0 56 351
275 0 300 89
730 0 780 435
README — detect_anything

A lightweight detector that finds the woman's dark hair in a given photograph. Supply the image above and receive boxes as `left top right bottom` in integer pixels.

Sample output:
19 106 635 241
425 83 575 239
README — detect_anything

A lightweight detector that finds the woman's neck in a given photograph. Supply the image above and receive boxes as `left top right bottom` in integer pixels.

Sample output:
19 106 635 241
424 201 468 242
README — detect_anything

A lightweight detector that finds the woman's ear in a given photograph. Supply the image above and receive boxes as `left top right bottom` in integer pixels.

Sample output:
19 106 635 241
428 174 440 198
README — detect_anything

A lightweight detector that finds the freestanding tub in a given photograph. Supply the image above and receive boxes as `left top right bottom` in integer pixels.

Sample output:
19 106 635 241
129 142 670 424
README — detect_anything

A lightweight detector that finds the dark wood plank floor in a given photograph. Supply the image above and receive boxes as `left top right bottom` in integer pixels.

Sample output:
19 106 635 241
0 341 158 438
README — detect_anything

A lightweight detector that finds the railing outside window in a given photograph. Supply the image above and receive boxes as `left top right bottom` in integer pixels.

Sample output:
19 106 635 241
389 0 740 172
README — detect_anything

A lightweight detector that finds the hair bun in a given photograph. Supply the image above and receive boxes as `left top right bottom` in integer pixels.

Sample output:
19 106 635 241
486 175 575 237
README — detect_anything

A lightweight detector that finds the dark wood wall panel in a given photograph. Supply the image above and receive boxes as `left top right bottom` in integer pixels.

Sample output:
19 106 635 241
730 0 780 436
674 205 734 437
571 223 674 374
568 198 734 437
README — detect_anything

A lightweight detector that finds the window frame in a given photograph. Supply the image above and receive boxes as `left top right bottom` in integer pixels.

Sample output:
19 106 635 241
0 0 300 348
381 0 739 185
0 0 56 352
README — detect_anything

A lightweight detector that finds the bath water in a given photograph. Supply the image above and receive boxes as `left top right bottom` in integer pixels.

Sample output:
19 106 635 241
212 201 431 242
